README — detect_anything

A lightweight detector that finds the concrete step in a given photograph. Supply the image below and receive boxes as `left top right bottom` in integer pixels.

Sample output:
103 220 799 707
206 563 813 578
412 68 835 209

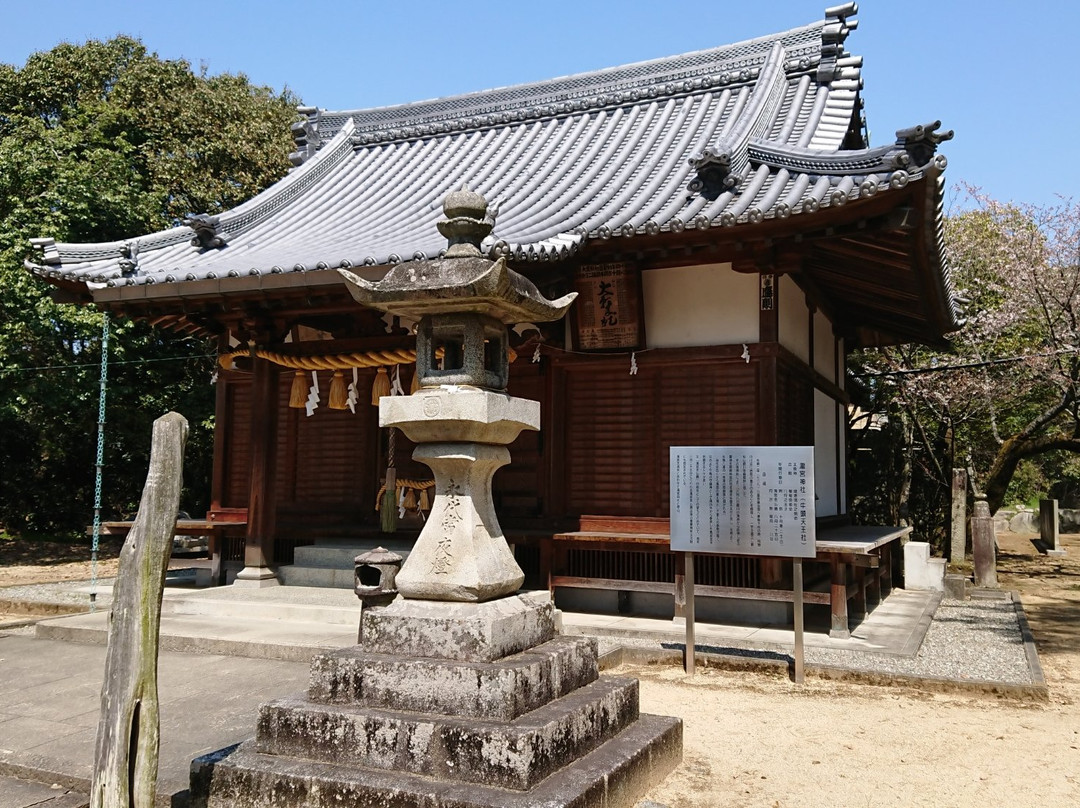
160 586 360 625
291 538 415 569
278 565 354 589
35 609 356 663
281 538 415 589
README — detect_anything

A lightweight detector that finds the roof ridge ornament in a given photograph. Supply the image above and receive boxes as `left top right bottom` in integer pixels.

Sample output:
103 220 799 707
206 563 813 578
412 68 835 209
118 240 140 276
688 42 788 200
819 3 858 82
894 120 954 170
29 237 60 266
184 213 229 251
289 106 322 166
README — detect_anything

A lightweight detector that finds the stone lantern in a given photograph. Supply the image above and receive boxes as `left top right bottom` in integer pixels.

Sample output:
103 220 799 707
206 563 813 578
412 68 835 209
353 546 403 607
339 187 575 602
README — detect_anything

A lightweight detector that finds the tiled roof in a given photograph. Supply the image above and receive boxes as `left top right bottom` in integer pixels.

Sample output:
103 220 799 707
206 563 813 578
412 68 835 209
26 3 957 337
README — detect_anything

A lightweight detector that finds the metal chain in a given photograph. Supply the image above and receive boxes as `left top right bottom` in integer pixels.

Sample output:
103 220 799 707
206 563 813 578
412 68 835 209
90 312 109 611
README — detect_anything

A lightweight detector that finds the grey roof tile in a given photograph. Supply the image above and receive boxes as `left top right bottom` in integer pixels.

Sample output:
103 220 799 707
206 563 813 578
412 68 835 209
26 3 955 334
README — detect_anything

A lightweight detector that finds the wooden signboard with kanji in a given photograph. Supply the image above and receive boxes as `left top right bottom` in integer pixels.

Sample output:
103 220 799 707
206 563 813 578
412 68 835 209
572 262 644 350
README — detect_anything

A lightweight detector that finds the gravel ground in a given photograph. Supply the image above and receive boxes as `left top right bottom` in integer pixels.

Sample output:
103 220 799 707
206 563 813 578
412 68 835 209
3 580 1037 687
806 597 1033 684
596 597 1036 686
0 578 115 609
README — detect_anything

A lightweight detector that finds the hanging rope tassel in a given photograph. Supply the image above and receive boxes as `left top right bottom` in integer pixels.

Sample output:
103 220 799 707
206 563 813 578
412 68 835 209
328 370 349 410
371 367 391 405
289 370 307 408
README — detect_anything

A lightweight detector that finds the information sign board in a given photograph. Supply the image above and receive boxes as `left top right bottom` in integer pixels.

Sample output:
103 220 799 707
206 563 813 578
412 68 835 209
670 446 816 558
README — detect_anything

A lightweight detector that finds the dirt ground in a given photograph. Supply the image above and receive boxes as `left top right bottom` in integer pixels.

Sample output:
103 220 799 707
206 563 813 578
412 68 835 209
637 531 1080 807
2 532 1078 806
0 535 122 589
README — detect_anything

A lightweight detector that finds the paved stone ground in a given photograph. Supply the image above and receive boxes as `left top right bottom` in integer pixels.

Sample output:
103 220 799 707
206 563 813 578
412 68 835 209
0 633 311 806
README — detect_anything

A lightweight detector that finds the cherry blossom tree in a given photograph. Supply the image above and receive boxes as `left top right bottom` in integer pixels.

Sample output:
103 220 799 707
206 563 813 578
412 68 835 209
849 188 1080 540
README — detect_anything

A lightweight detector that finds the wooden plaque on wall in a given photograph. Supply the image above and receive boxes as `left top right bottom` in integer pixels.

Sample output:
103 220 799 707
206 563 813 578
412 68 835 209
571 262 644 350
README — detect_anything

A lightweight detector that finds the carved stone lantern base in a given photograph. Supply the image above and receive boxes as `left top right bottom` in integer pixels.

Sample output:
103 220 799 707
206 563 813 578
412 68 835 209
394 442 523 601
383 388 537 602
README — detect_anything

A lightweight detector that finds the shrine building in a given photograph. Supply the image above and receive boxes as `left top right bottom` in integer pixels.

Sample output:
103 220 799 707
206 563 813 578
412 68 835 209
26 4 958 633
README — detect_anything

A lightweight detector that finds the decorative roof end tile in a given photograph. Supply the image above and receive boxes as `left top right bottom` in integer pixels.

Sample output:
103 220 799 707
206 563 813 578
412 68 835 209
894 121 954 170
289 106 322 166
29 237 60 266
818 3 859 82
184 214 229 250
118 240 140 276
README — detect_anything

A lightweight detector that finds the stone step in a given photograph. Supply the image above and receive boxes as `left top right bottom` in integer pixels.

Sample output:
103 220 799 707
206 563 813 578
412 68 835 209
291 539 416 569
308 635 598 720
161 588 360 626
257 675 639 791
280 539 416 589
191 712 682 808
276 565 353 589
35 610 356 663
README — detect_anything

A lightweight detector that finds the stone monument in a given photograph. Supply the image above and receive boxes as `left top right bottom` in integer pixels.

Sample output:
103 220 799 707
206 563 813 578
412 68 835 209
189 189 682 807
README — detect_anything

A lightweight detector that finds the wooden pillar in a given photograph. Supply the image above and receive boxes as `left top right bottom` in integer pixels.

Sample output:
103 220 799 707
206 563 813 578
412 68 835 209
234 355 280 586
829 555 850 638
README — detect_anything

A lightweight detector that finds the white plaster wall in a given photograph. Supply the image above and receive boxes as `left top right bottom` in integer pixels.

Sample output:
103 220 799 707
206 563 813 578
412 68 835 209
642 263 758 348
778 274 809 362
813 309 835 382
814 389 839 518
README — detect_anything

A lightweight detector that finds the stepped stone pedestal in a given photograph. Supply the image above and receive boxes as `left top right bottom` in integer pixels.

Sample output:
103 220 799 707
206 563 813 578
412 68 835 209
189 592 682 807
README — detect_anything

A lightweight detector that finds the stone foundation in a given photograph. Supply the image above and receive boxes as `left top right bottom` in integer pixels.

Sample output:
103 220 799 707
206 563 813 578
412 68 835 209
189 593 682 807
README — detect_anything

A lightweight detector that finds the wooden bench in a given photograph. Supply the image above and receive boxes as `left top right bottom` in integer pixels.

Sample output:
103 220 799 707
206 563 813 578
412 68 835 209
535 518 909 638
90 518 247 586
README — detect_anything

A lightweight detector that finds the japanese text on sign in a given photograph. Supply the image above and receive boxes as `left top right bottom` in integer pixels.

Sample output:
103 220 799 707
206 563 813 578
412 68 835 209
573 262 642 350
670 446 815 558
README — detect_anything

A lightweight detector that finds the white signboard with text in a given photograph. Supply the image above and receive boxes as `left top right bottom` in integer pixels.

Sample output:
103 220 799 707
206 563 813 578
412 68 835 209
670 446 816 558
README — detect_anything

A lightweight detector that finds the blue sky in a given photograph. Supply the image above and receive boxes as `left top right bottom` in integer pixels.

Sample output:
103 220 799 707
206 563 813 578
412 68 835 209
2 1 1075 209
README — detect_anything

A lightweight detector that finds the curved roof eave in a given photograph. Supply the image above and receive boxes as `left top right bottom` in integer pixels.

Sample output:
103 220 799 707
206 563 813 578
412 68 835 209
23 1 958 345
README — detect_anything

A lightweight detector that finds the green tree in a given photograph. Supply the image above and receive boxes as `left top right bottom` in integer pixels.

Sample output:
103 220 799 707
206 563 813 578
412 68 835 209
849 189 1080 546
0 37 297 534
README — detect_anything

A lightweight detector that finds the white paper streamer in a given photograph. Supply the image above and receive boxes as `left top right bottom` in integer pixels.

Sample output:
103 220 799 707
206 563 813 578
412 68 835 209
305 370 320 416
346 367 359 413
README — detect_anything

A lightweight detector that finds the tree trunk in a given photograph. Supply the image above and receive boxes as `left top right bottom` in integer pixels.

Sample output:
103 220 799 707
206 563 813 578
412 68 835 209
983 434 1080 514
91 412 188 808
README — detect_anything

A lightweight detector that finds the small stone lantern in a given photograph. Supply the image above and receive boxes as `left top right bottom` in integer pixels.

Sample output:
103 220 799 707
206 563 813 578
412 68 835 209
338 187 576 602
353 546 403 608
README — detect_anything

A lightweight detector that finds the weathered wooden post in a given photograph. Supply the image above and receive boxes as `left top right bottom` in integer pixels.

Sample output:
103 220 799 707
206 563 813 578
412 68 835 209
91 412 188 808
971 495 997 589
